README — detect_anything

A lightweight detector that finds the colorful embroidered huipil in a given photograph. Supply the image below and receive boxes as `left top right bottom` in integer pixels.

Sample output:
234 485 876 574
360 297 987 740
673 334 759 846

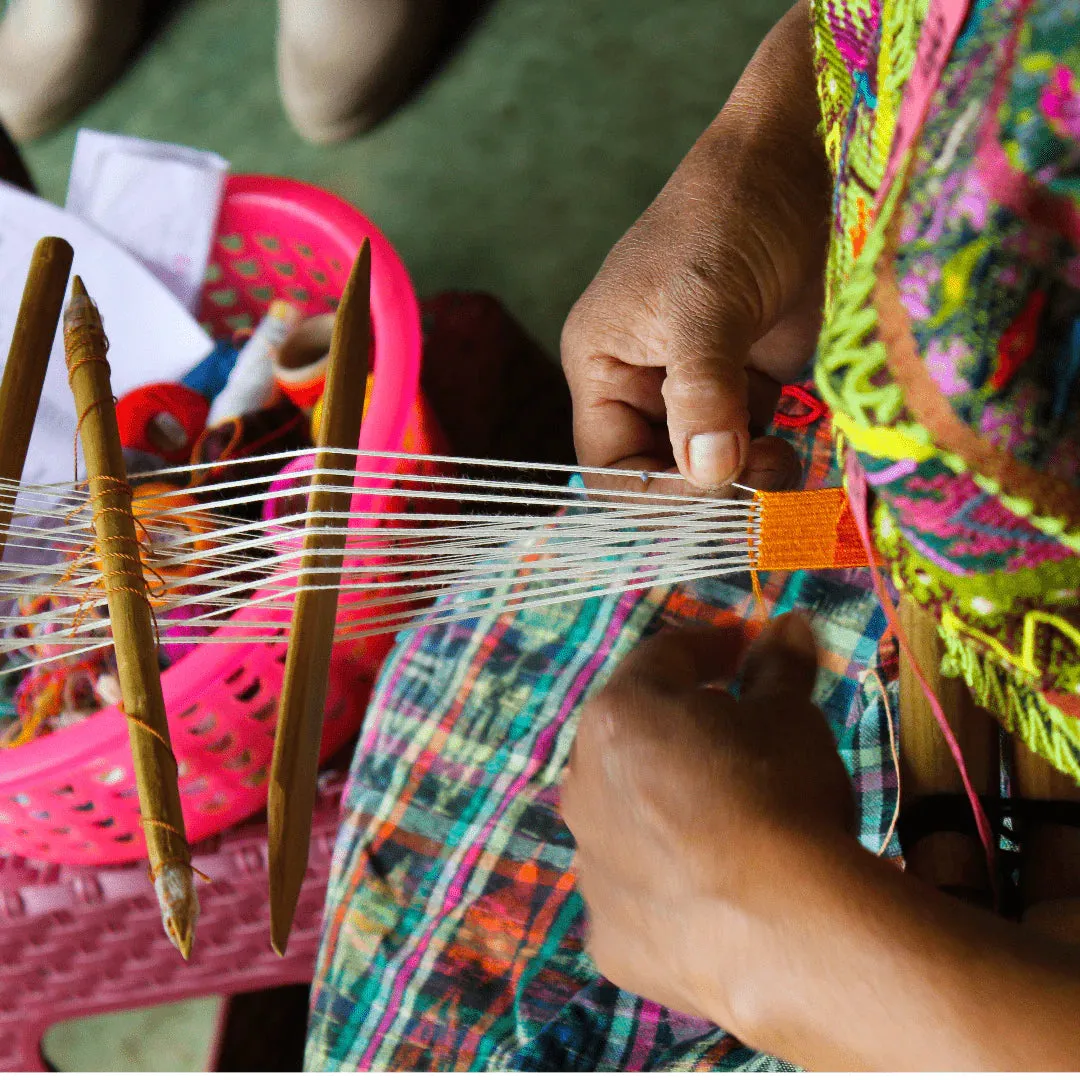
814 0 1080 779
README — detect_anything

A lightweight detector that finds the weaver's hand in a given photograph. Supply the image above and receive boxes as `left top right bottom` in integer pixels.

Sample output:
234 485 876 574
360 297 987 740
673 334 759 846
564 618 1080 1070
561 614 854 1031
561 1 828 494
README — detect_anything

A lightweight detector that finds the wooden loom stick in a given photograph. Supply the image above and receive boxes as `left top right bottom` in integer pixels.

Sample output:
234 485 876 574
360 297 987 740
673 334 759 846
64 277 197 959
269 240 372 955
0 237 74 563
898 594 999 905
1013 742 1080 944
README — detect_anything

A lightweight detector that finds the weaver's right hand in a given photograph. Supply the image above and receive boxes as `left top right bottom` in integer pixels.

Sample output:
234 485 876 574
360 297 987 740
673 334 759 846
561 1 829 495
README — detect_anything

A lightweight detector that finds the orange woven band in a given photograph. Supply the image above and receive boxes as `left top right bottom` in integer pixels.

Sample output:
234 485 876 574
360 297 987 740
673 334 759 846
751 488 878 572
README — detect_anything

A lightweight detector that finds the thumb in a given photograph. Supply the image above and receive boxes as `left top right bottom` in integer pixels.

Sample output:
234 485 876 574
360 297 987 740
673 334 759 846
661 337 753 491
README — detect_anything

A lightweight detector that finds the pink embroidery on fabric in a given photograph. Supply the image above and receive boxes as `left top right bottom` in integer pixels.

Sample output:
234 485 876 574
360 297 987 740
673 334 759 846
827 0 881 74
899 270 933 318
979 384 1040 455
953 169 992 231
975 10 1080 247
900 168 990 250
878 0 975 202
864 458 919 484
898 528 973 574
889 471 1070 565
924 171 967 243
1005 542 1077 571
925 337 971 395
898 250 943 308
1041 65 1080 140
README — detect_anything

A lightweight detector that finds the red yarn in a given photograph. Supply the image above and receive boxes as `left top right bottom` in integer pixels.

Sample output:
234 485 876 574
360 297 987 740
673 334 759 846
991 290 1046 391
116 383 210 465
773 384 828 429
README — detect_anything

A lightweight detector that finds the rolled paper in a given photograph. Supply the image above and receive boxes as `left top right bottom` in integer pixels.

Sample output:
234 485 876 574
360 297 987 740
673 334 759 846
207 300 302 426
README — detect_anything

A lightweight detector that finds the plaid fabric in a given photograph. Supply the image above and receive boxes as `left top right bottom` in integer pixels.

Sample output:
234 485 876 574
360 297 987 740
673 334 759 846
306 406 896 1071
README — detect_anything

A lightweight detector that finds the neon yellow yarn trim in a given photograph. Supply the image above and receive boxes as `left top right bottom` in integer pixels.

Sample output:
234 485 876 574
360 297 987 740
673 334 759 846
816 170 908 427
831 412 936 461
810 0 927 315
941 607 1040 678
939 627 1080 782
871 0 927 167
875 503 1080 622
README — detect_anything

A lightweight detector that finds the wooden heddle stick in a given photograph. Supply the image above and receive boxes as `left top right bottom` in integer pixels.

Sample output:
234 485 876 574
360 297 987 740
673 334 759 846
64 277 198 959
1013 741 1080 944
269 239 372 955
898 595 999 907
0 237 74 563
899 596 1080 938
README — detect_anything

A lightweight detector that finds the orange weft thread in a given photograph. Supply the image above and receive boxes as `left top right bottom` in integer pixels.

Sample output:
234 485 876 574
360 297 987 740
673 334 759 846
750 569 766 617
751 489 879 572
127 714 173 753
147 854 212 885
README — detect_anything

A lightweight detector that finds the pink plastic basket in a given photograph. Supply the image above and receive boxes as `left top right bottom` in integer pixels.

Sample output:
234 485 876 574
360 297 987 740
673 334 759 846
0 175 442 865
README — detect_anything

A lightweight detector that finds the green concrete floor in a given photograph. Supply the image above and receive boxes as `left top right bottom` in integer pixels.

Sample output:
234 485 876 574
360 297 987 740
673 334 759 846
22 0 787 355
17 0 787 1069
42 997 222 1072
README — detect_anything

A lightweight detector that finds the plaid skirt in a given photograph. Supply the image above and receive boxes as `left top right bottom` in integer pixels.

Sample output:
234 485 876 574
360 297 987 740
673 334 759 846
305 403 896 1071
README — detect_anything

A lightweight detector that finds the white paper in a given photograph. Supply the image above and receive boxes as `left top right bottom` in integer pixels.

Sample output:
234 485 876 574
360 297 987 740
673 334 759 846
65 130 229 313
0 180 213 500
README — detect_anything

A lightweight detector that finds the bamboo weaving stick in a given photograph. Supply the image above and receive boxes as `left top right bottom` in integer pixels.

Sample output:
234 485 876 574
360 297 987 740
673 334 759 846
898 594 998 906
0 237 74 562
1014 742 1080 944
64 276 197 959
269 240 372 955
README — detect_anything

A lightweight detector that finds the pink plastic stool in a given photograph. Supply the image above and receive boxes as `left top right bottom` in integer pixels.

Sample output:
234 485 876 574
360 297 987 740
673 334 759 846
0 772 346 1071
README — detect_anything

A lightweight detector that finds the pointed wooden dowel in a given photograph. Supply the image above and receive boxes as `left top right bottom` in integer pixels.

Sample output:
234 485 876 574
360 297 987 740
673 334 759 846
0 237 74 563
64 276 198 959
269 240 372 955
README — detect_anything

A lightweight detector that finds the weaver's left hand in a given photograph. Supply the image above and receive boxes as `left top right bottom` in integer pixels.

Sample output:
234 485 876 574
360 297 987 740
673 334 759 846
561 613 855 1035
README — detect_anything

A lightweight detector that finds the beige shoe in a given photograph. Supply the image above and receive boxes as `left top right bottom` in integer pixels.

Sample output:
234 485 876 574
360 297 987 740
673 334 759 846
277 0 444 144
0 0 144 142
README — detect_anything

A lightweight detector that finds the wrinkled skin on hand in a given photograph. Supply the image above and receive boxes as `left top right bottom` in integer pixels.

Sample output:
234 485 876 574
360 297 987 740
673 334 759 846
562 615 854 1034
560 1 828 497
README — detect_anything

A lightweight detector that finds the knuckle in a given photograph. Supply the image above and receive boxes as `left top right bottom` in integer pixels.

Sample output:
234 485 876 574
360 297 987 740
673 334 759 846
560 295 592 373
578 692 618 740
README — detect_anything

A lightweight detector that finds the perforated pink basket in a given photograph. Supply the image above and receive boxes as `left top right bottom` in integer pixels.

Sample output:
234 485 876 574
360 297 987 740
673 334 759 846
0 175 443 865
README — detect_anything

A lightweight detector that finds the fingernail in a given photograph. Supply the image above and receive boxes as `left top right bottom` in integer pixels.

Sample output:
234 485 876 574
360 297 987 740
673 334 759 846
687 432 743 489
